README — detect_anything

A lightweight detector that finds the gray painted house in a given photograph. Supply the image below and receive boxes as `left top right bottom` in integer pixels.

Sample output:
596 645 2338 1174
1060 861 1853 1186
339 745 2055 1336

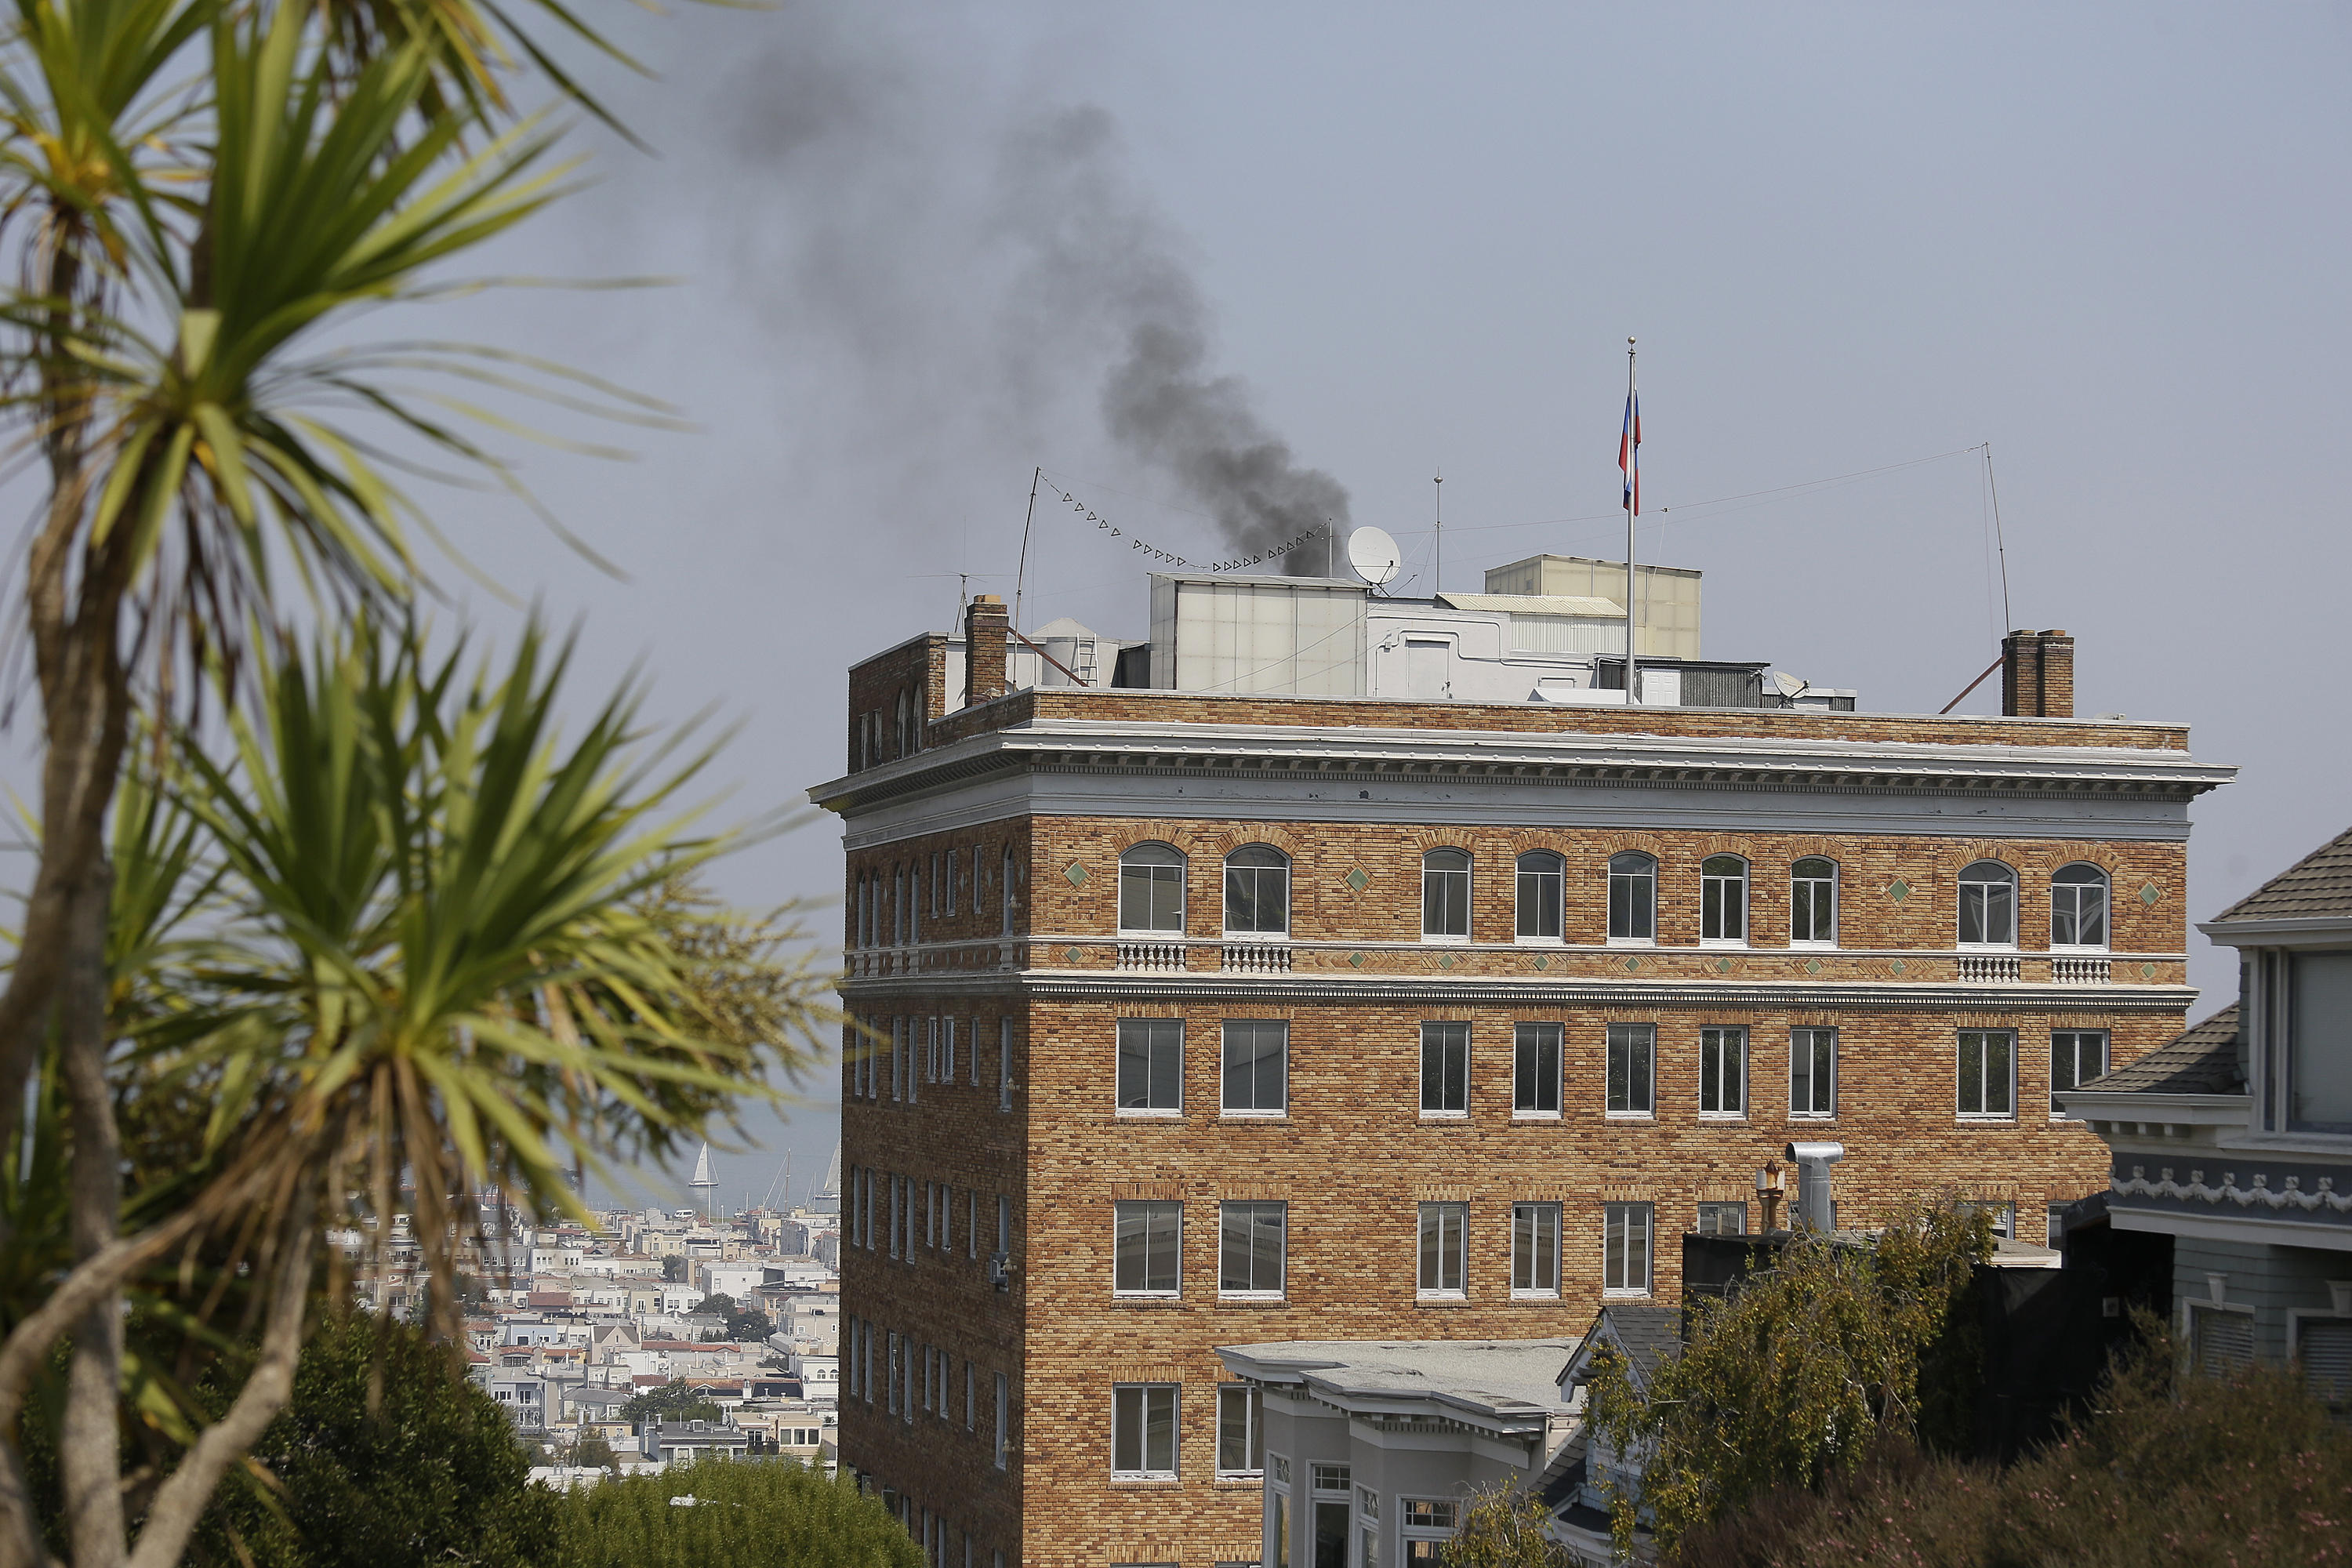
2060 822 2352 1407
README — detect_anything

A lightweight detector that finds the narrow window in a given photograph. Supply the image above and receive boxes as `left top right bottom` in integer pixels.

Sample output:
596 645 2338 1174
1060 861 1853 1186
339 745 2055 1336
1116 1018 1184 1113
1791 857 1838 946
2049 1029 2108 1116
1221 1020 1288 1116
931 852 942 916
1958 860 2018 946
1216 1385 1264 1477
1000 847 1017 936
975 844 987 918
998 1018 1013 1112
1603 1203 1653 1294
895 867 908 946
1699 1025 1747 1117
997 1193 1011 1258
1218 1202 1287 1297
1421 849 1471 940
1119 842 1187 933
1510 1203 1560 1295
1700 855 1748 943
946 848 960 914
942 1017 956 1084
1606 1023 1656 1116
1791 1027 1838 1118
1607 852 1657 942
1512 1023 1562 1116
2050 864 2109 949
994 1373 1008 1468
1224 845 1291 936
1416 1203 1467 1297
1111 1385 1179 1479
1696 1201 1748 1236
2045 1205 2069 1250
969 1014 980 1087
1515 851 1564 940
966 1360 975 1429
1112 1202 1182 1296
1958 1029 2016 1117
1420 1022 1468 1116
968 1189 978 1259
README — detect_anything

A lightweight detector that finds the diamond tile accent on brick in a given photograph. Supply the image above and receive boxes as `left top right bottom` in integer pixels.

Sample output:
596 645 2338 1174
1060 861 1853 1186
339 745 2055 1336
1437 953 1457 970
1889 880 1911 902
1345 867 1370 893
2140 883 2161 906
1065 862 1088 886
2141 962 2157 979
1623 956 1641 971
1348 951 1367 968
1062 946 1082 964
1892 958 1908 975
1806 958 1822 975
1533 954 1551 971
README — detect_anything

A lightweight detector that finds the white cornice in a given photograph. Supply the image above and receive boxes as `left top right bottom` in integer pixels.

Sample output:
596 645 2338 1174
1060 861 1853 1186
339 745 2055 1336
2195 916 2352 949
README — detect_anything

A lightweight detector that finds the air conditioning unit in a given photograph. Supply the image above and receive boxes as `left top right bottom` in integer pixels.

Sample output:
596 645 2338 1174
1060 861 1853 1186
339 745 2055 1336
988 1251 1012 1290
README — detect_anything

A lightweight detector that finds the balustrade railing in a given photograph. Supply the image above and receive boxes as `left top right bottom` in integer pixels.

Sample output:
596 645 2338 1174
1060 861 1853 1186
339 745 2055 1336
1957 954 2022 982
1221 943 1294 974
1117 942 1187 972
2051 956 2112 985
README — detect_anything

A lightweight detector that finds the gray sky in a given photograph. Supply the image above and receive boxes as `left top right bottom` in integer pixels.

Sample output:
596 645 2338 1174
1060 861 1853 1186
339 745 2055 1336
180 2 2352 1209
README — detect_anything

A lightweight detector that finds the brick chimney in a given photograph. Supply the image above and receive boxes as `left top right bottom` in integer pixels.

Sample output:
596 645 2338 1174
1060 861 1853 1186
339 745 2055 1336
2001 629 2074 719
964 594 1010 708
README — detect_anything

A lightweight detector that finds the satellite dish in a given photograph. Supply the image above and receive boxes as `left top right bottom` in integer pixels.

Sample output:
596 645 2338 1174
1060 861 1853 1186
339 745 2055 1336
1346 525 1401 589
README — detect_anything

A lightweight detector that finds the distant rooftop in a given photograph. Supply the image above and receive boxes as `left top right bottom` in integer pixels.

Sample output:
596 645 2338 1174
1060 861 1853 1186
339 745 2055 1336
2209 824 2352 925
1217 1338 1580 1429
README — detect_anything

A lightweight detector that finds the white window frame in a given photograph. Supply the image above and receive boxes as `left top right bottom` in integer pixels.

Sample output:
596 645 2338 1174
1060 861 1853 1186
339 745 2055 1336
1218 1201 1287 1301
1223 845 1292 939
1399 1499 1460 1564
1602 1202 1653 1297
1699 855 1749 947
1606 851 1657 945
1513 851 1565 945
1789 856 1839 948
1510 1201 1560 1298
1116 1017 1185 1117
1606 1022 1656 1120
1110 1384 1180 1481
1791 1026 1838 1119
1215 1384 1264 1479
2049 862 2111 953
2187 1300 2257 1378
2049 1029 2108 1119
1957 1029 2017 1120
1958 859 2019 949
1419 1021 1469 1120
1512 1022 1563 1120
1112 1200 1183 1299
1416 1203 1468 1299
1696 1201 1748 1236
1221 1019 1289 1118
1421 848 1472 943
1118 842 1188 936
1698 1025 1748 1120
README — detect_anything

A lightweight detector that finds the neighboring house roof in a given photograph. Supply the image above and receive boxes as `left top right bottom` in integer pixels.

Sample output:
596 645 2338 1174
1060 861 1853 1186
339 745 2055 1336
1559 1304 1682 1396
1217 1338 1580 1435
2080 1005 2244 1096
2211 822 2352 924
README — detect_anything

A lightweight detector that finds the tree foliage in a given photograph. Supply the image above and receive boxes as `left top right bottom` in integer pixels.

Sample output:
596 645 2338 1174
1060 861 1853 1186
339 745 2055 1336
619 1381 722 1428
1664 1322 2352 1568
694 1297 772 1345
1586 1199 1994 1554
550 1458 921 1568
184 1311 555 1568
1443 1484 1571 1568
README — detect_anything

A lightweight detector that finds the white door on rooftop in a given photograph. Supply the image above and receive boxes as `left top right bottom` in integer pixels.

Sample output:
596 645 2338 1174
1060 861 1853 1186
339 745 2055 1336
1406 639 1449 701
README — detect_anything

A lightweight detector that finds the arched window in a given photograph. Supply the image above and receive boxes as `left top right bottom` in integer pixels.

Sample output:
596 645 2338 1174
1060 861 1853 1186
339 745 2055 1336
1515 851 1564 940
1224 845 1290 936
1958 860 2018 946
1791 857 1838 946
2051 863 2110 949
1119 842 1187 934
1422 848 1472 940
1700 855 1749 943
1607 852 1657 942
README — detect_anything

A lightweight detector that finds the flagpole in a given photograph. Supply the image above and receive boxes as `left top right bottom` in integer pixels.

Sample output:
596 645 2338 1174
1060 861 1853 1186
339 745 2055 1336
1624 339 1639 706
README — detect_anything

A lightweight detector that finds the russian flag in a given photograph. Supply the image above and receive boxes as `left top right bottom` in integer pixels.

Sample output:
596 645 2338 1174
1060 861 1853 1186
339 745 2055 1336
1619 393 1641 516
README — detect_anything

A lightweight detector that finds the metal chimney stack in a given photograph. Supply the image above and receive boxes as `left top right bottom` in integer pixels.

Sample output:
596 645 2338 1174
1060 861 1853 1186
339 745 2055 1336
1784 1141 1846 1232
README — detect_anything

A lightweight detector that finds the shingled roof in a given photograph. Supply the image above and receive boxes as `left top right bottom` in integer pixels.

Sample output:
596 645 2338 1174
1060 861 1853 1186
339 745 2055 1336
2077 1004 2244 1096
2212 823 2352 924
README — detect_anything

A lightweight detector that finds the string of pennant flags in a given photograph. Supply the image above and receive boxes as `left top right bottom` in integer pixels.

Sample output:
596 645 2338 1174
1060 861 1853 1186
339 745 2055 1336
1041 479 1323 572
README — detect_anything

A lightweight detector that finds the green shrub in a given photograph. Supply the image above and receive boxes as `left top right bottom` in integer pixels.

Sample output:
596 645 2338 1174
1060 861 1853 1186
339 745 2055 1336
550 1460 921 1568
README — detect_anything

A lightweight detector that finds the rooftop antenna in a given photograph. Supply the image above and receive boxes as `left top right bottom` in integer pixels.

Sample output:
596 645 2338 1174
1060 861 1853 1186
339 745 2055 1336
1984 442 2014 630
1013 466 1040 630
1433 470 1443 595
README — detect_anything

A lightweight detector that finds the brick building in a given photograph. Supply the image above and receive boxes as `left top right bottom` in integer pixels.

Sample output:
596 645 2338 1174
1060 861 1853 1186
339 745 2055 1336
815 561 2231 1567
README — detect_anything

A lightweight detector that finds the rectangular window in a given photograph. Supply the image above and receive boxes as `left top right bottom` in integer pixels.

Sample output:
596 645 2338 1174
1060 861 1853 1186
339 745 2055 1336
969 1015 980 1087
1117 1018 1185 1113
1604 1203 1653 1294
1420 1022 1469 1116
1216 1385 1263 1477
942 1017 956 1084
1219 1202 1287 1297
1416 1203 1467 1297
1699 1025 1747 1117
887 1331 901 1414
1791 1027 1838 1118
946 848 960 914
2045 1204 2068 1250
993 1373 1008 1468
2049 1030 2108 1116
1696 1201 1748 1236
1113 1202 1181 1296
1515 856 1563 940
998 1018 1013 1112
1607 856 1656 941
997 1193 1011 1258
966 1360 975 1429
1512 1023 1562 1116
1001 848 1016 935
892 1017 906 1101
1700 858 1748 942
1958 1029 2016 1118
1401 1499 1458 1565
1606 1023 1656 1116
1422 853 1470 939
969 1190 978 1259
1791 858 1838 945
1111 1385 1178 1479
1221 1020 1288 1115
1510 1202 1559 1295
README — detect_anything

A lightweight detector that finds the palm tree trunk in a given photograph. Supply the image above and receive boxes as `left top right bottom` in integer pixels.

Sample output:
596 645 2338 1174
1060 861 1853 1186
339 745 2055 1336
60 863 125 1568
